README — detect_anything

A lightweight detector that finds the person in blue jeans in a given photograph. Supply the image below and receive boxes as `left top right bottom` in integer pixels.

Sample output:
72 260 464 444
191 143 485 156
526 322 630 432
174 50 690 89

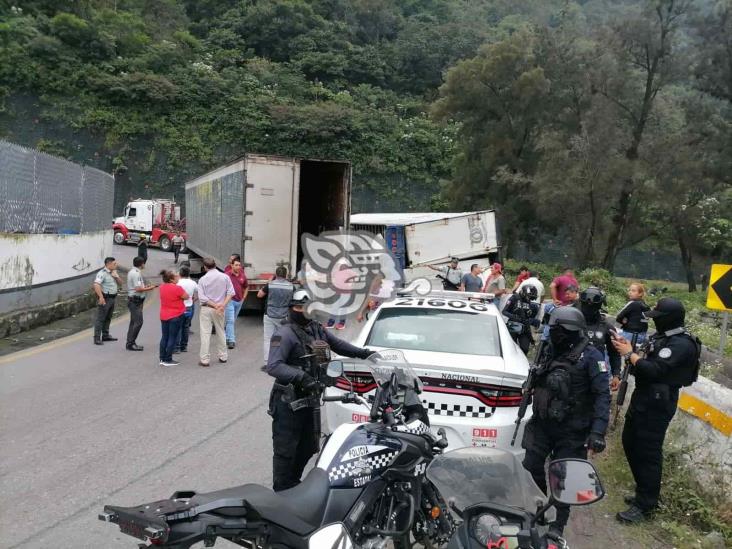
175 265 198 353
616 282 650 349
158 269 189 367
224 258 248 349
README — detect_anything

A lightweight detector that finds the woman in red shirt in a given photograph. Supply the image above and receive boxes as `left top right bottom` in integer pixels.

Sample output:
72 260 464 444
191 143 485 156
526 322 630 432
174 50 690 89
158 269 188 367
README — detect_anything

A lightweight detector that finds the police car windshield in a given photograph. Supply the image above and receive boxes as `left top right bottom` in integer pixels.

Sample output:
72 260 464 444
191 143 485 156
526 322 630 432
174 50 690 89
366 308 502 357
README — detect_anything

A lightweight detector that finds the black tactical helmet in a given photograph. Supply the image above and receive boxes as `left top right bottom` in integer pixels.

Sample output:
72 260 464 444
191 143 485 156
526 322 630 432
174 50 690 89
290 288 311 307
548 306 587 332
520 285 538 301
580 286 605 306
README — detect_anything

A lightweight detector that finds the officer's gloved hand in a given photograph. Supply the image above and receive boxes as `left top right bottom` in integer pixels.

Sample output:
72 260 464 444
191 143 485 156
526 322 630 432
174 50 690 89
358 348 374 360
299 373 319 393
586 432 606 454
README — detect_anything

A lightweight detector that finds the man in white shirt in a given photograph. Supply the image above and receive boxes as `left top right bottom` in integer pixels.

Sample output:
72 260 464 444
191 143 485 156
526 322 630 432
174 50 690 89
176 265 198 353
197 258 234 366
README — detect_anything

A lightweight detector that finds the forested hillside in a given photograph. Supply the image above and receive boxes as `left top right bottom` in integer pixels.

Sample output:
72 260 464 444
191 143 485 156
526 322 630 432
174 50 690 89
1 0 730 282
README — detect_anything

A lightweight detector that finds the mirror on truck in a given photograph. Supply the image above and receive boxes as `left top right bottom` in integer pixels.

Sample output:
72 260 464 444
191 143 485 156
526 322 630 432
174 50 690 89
547 459 605 506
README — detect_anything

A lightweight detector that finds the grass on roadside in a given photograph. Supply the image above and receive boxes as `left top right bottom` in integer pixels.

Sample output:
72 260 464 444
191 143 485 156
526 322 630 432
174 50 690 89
595 419 732 548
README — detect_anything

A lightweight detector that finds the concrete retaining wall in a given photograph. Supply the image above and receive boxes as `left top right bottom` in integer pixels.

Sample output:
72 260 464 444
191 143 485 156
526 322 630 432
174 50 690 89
672 375 732 501
0 230 112 314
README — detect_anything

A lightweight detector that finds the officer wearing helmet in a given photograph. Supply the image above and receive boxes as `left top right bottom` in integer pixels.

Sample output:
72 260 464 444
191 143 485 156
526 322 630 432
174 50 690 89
522 306 610 540
266 289 372 492
611 298 700 524
579 286 622 390
503 285 540 353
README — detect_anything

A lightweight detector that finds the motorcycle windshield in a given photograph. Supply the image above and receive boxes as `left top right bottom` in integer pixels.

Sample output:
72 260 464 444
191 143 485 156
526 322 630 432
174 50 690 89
426 447 547 512
367 349 423 391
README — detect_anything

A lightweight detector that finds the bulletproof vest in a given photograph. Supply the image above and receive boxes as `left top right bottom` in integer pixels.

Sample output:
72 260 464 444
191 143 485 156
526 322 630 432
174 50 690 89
533 341 592 424
514 300 534 320
585 315 609 354
286 321 319 369
266 278 294 319
645 329 701 388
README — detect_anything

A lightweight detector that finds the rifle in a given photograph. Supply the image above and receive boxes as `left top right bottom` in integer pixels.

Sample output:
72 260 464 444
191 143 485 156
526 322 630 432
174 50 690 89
613 331 639 427
511 338 546 446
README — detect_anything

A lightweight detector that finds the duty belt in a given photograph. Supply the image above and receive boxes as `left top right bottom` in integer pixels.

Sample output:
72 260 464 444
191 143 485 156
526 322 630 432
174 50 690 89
102 293 117 298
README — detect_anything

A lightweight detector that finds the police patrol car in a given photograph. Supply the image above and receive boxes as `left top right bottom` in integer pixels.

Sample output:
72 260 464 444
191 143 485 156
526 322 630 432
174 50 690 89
323 290 531 449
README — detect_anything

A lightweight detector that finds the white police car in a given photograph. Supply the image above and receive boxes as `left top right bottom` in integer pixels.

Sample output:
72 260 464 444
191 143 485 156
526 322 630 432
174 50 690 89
323 290 531 450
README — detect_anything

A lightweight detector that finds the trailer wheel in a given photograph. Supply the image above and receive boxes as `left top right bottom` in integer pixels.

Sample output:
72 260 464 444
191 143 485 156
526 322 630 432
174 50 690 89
113 231 125 245
159 236 172 252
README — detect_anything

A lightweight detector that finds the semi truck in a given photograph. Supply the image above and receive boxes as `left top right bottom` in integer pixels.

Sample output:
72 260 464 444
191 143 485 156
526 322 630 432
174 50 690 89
184 154 351 310
112 198 186 251
350 210 500 281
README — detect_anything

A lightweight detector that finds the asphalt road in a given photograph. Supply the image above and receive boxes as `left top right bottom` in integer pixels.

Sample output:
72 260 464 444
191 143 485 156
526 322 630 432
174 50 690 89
0 246 278 548
0 245 653 549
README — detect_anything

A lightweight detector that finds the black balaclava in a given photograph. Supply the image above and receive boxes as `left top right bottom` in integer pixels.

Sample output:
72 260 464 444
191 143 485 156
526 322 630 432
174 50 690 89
580 301 602 324
549 325 581 355
289 309 309 326
650 300 685 334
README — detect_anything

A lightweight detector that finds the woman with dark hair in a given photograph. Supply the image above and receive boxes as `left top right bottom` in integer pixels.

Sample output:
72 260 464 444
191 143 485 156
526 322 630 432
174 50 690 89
158 269 188 367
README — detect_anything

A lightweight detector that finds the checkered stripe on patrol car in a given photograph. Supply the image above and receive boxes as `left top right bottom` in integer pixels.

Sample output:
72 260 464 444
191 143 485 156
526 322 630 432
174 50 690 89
394 420 431 435
423 400 493 418
328 451 399 482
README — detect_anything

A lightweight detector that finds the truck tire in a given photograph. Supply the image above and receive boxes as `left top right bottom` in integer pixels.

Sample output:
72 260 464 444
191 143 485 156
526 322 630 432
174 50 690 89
114 231 125 245
159 236 172 252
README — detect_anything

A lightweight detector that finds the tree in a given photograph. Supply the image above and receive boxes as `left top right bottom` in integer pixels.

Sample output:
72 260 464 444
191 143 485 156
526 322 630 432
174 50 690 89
641 90 731 291
591 0 691 270
431 27 550 248
690 0 732 103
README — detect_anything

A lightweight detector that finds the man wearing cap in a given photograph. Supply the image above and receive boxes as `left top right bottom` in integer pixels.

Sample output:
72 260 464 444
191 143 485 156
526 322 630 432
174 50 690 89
522 306 610 540
428 258 462 291
266 289 372 491
612 298 700 524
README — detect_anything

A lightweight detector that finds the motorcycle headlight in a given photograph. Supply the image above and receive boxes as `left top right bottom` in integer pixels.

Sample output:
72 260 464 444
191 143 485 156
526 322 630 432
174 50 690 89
471 513 502 545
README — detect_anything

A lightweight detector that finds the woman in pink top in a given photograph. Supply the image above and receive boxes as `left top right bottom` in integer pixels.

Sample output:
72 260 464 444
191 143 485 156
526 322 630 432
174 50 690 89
158 269 189 367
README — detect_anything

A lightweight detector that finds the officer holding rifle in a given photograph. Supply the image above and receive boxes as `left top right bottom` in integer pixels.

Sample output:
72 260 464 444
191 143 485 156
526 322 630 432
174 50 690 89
266 289 372 492
519 306 610 540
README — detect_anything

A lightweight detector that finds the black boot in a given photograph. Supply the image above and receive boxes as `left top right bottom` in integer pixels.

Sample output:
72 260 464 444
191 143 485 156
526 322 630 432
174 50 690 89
616 505 651 524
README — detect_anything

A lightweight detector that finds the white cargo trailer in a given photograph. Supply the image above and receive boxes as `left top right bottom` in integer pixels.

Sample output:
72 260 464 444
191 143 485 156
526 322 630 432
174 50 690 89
185 154 351 309
350 210 499 266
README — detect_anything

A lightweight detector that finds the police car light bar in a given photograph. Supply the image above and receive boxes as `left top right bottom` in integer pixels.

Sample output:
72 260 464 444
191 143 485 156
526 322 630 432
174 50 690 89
396 288 495 304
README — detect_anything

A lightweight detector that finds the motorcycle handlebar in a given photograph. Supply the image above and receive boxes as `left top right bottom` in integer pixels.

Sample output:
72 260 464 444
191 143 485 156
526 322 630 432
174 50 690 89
322 393 369 407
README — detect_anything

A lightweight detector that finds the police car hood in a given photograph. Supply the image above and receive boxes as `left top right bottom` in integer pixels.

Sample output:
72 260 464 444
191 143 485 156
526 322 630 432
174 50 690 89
368 347 530 386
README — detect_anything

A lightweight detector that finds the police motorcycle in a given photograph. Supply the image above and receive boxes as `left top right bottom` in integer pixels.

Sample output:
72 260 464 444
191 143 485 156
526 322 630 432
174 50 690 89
99 350 454 549
428 447 605 549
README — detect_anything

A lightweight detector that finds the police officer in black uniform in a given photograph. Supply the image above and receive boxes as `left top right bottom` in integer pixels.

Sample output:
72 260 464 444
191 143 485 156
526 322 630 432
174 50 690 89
503 285 540 354
612 297 700 524
266 289 372 492
579 286 622 390
522 306 610 539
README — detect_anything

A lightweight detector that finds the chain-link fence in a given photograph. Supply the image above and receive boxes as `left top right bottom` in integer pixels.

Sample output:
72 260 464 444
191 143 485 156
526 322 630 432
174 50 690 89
0 140 114 234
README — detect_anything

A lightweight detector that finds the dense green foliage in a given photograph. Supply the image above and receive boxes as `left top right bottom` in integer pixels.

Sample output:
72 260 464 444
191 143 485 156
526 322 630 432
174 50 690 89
1 1 730 286
0 0 501 210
